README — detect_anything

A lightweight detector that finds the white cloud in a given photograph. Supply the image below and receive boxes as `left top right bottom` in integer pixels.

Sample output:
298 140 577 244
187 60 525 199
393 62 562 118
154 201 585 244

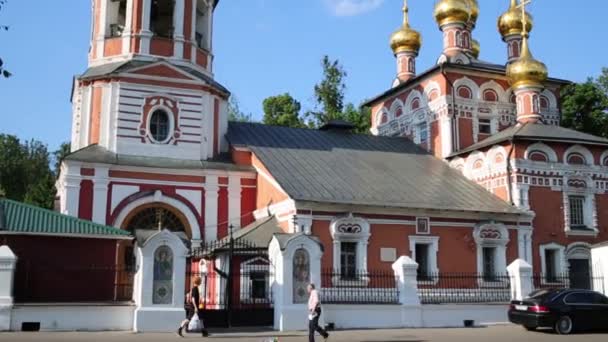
323 0 385 17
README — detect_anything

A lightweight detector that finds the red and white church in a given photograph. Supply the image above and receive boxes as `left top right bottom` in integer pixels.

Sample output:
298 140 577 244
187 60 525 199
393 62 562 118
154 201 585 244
46 0 608 316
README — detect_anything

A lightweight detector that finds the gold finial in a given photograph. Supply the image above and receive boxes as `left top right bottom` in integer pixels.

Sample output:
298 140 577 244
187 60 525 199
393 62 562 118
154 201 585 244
402 0 409 26
390 0 422 55
517 0 532 36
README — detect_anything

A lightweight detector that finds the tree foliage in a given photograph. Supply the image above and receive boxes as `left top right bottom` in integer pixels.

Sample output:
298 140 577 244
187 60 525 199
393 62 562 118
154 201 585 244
262 93 305 128
227 95 254 123
561 68 608 138
0 135 66 209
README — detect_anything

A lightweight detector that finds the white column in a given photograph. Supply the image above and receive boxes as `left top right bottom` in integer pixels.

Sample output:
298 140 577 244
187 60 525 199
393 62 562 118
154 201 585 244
204 175 219 241
61 162 82 217
95 0 109 59
122 0 134 54
140 0 152 54
517 229 533 265
190 0 197 63
440 116 453 158
228 175 242 230
392 256 420 305
173 0 185 59
92 167 110 225
507 259 534 301
0 246 17 331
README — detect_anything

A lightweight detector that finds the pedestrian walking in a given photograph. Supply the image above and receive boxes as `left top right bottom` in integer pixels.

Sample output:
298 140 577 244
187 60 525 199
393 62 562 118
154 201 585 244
307 283 329 342
177 276 210 338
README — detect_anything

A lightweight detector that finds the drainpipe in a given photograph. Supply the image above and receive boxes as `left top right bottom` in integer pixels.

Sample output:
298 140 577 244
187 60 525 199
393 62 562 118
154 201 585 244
440 63 458 153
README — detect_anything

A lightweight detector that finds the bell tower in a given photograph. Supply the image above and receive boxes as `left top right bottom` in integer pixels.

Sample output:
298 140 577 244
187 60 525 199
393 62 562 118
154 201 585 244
71 0 230 161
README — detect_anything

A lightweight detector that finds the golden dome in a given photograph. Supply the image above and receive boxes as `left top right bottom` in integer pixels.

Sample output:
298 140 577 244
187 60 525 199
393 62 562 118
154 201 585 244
390 1 422 54
498 0 533 39
507 36 548 89
471 39 480 59
434 0 471 27
465 0 479 26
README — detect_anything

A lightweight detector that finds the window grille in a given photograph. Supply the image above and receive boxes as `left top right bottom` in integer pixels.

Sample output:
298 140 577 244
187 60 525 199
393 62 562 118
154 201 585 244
479 118 491 134
340 242 357 280
569 196 586 228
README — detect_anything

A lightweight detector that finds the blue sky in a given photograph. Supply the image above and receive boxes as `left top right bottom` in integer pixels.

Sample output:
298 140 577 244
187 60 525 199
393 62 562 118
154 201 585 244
1 0 607 151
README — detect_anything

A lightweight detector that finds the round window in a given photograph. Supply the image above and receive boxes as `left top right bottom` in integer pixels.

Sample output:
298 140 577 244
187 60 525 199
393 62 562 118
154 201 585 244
149 109 171 143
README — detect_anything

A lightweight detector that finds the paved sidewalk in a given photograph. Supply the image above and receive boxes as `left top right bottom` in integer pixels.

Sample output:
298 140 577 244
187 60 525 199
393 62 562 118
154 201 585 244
2 325 608 342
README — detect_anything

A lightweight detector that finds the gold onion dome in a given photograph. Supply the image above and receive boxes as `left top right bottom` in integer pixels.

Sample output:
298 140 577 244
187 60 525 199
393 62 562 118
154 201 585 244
434 0 471 27
507 35 548 89
471 39 480 59
390 2 422 54
498 0 533 39
465 0 479 26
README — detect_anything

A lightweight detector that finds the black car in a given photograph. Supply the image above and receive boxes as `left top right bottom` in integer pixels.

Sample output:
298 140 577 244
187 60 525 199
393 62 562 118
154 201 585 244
509 288 608 334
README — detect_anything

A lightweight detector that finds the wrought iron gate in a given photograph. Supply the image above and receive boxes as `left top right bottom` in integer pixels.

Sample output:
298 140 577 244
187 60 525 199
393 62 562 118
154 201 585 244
186 238 274 328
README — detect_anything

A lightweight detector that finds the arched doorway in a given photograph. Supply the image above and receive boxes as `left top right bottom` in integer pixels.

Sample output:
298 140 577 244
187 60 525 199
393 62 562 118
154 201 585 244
567 243 592 290
122 203 191 238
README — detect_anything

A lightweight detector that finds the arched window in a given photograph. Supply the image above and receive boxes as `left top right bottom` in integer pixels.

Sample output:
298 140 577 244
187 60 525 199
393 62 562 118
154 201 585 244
124 205 188 235
153 246 174 304
411 98 421 110
567 153 586 165
540 96 549 109
457 86 472 99
395 108 403 118
380 113 388 125
529 151 549 162
150 0 175 38
428 89 440 102
292 249 310 304
512 41 520 58
149 109 171 143
510 93 517 104
494 153 505 164
473 159 484 170
603 156 608 166
483 90 498 102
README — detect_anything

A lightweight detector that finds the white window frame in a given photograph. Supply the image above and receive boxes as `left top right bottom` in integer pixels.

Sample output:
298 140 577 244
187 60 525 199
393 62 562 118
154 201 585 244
416 217 430 235
477 116 493 135
239 257 271 304
409 236 440 285
473 223 509 287
147 105 175 144
539 243 566 286
416 122 429 144
330 214 370 286
563 176 598 237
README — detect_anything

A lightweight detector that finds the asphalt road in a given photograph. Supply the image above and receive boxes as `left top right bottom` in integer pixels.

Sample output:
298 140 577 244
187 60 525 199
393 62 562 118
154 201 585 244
2 325 608 342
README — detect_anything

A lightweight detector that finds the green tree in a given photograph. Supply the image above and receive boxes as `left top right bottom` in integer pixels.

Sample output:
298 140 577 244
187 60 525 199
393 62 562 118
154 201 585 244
307 55 347 126
0 0 12 78
0 134 56 209
342 103 371 134
561 75 608 139
262 93 305 128
227 95 254 122
53 142 71 177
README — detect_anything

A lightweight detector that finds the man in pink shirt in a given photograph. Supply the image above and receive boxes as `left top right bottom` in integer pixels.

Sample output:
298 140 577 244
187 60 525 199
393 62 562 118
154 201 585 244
307 284 329 341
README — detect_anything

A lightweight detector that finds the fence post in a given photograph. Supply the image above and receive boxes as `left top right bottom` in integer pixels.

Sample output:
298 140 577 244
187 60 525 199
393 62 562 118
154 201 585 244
392 256 420 305
0 245 17 331
507 259 533 301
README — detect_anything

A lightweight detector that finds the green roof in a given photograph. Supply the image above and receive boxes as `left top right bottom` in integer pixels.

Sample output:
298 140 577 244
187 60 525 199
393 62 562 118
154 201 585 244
0 199 131 239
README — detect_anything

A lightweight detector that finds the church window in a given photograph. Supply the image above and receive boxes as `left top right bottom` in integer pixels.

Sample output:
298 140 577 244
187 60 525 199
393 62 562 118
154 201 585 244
149 109 171 143
457 86 472 99
340 242 357 280
395 108 403 118
510 93 517 104
483 90 498 102
529 151 549 162
107 0 127 37
415 243 430 281
567 153 586 165
472 159 484 170
380 113 388 125
418 123 428 144
330 215 370 285
195 0 212 49
124 205 188 234
153 246 174 304
150 0 175 38
603 156 608 166
411 98 421 110
474 224 509 284
478 118 492 134
540 96 550 109
568 196 586 229
482 247 497 282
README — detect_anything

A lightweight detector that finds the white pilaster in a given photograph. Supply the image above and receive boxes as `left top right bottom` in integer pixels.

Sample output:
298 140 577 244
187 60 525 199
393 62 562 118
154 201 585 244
204 175 219 241
507 259 533 301
122 0 134 54
0 246 17 331
392 256 420 306
440 116 453 158
95 0 109 59
228 176 242 230
140 0 152 54
92 167 110 225
517 229 533 265
61 162 82 217
173 0 185 59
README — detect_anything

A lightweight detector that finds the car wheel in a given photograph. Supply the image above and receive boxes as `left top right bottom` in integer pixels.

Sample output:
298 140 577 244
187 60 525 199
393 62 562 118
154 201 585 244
523 325 537 331
555 316 573 335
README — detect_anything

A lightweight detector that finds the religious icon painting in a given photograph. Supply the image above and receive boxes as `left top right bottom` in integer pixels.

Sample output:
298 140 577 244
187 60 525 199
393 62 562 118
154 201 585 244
292 248 310 304
153 246 174 304
416 217 430 235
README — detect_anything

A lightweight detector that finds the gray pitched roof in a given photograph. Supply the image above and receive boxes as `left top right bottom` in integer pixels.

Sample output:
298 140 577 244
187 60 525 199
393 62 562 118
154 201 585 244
78 60 230 95
65 145 253 172
226 122 523 215
451 123 608 157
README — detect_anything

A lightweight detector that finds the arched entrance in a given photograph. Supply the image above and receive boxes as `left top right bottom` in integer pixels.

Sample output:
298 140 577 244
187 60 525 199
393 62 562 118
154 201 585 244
122 203 191 238
566 243 592 290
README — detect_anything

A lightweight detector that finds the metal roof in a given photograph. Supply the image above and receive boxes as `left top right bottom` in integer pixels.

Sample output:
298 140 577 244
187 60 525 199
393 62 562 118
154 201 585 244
227 122 524 215
0 199 131 239
64 145 254 172
451 123 608 157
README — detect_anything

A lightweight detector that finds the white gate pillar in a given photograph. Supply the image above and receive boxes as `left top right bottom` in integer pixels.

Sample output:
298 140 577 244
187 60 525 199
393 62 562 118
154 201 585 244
507 259 533 301
392 256 420 306
0 246 17 331
269 233 323 332
133 230 189 332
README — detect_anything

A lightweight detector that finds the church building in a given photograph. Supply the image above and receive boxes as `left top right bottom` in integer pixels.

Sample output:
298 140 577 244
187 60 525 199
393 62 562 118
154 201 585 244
53 0 607 298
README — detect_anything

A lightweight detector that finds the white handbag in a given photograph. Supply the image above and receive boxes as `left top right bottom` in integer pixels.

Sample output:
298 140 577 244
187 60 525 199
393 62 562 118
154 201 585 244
188 314 202 332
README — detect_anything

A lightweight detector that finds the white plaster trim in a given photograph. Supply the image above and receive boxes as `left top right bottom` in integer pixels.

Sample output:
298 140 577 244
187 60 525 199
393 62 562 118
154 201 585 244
539 243 567 286
330 215 371 280
409 235 440 284
524 142 558 163
564 145 595 166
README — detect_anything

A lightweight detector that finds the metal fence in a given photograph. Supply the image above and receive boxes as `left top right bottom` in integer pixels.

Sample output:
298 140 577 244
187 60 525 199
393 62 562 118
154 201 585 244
532 273 605 293
320 269 399 304
14 262 135 303
418 273 512 304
